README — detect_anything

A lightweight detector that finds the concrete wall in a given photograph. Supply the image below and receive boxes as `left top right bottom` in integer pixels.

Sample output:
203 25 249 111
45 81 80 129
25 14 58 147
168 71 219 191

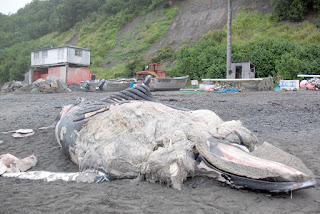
31 47 68 66
47 66 91 85
48 66 67 83
67 47 90 66
24 69 32 85
33 71 48 81
66 67 91 85
31 46 90 67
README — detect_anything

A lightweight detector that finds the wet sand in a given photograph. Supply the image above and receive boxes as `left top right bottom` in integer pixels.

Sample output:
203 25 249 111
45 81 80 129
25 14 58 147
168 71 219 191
0 90 319 214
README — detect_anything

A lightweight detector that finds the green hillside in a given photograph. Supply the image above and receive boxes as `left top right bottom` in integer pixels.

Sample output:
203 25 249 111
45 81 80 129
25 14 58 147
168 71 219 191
0 0 319 83
171 11 320 80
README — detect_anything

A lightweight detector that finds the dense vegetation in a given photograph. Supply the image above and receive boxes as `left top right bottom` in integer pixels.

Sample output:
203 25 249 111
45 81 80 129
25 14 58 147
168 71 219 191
0 0 172 82
271 0 320 22
0 0 319 84
0 40 56 83
169 12 320 80
0 0 172 49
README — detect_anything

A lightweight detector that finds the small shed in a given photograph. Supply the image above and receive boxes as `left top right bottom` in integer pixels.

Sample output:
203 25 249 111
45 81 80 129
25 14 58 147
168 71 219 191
227 61 255 79
26 46 93 85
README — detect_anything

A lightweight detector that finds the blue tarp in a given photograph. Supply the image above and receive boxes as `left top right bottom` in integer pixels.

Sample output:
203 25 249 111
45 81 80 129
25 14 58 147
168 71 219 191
214 87 240 93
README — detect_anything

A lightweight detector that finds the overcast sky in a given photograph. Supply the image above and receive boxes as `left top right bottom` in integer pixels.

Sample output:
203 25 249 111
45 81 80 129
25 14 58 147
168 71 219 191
0 0 33 15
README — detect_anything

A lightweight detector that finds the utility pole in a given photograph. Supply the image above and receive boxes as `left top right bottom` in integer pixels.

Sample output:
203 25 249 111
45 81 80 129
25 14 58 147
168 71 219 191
226 0 232 78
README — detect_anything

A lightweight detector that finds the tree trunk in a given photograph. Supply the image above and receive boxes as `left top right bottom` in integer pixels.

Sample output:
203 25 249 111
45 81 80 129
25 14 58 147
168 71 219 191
226 0 232 78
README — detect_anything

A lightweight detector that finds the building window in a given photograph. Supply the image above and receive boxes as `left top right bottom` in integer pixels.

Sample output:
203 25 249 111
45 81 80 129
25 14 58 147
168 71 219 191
75 49 82 57
42 50 48 58
34 52 39 59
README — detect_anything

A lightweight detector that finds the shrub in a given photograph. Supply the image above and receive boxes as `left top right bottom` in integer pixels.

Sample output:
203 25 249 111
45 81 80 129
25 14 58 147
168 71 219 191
275 53 305 79
271 0 319 22
124 55 146 77
151 45 175 63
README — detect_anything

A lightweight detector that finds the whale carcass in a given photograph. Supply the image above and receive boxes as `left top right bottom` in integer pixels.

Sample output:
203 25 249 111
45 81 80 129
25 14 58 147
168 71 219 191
53 77 316 192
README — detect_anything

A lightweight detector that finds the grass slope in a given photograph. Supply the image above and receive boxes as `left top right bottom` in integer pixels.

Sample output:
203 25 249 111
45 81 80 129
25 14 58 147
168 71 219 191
1 8 319 83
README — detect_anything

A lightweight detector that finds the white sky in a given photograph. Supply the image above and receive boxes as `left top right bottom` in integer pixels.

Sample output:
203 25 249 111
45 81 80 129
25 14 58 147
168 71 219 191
0 0 33 15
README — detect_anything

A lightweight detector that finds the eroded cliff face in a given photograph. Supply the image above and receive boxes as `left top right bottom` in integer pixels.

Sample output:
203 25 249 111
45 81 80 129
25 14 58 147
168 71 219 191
108 0 272 67
161 0 272 47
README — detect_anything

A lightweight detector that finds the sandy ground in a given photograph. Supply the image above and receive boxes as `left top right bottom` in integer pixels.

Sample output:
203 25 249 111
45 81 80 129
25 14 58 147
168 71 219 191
0 90 319 214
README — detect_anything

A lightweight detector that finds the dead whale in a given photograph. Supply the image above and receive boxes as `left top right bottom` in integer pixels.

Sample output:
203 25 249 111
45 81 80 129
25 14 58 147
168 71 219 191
53 77 316 192
0 77 315 191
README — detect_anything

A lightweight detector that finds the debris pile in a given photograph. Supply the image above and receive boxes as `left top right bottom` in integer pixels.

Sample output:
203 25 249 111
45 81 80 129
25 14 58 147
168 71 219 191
30 78 72 93
199 82 242 92
258 77 274 91
308 78 320 90
1 81 27 93
67 83 82 91
300 78 320 90
1 78 73 93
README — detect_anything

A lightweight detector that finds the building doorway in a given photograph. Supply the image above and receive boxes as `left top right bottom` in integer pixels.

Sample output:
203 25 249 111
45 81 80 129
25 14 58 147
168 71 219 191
235 66 242 79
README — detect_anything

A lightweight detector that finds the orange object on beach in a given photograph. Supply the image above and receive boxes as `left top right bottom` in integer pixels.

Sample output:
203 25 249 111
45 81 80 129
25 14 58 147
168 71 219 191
306 84 314 90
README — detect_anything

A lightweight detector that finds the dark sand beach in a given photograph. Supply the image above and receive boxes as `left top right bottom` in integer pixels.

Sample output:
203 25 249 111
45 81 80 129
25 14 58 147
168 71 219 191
0 90 319 214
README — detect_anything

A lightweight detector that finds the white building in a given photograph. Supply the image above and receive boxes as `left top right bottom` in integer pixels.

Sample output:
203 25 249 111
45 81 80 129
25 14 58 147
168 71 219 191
31 46 90 67
25 46 92 85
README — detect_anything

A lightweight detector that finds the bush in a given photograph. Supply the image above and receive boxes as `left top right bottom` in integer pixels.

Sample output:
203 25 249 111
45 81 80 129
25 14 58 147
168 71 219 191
315 19 320 28
172 33 320 80
91 55 104 67
271 0 319 22
275 53 305 79
151 45 175 63
124 55 146 77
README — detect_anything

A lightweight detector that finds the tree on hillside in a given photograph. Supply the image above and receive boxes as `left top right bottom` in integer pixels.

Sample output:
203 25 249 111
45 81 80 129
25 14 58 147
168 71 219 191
52 0 105 32
271 0 319 21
